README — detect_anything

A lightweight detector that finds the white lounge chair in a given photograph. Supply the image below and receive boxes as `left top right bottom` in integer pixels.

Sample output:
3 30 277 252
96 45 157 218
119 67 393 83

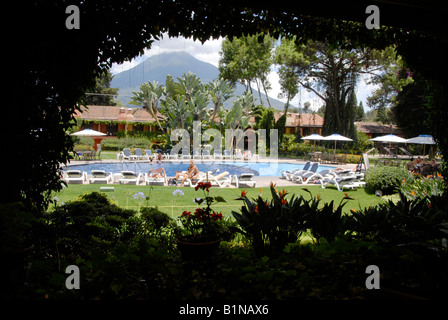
294 168 333 185
234 149 244 160
118 171 144 185
213 150 223 160
134 148 145 160
181 150 191 160
89 170 113 184
280 161 311 180
145 168 166 186
233 173 256 188
64 170 88 184
190 171 231 188
290 162 319 183
202 150 213 160
223 150 232 160
192 149 202 160
319 170 365 191
144 149 155 160
122 148 138 160
167 149 179 160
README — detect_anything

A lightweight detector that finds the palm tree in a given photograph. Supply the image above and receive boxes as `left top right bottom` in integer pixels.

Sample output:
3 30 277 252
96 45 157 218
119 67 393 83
129 81 165 133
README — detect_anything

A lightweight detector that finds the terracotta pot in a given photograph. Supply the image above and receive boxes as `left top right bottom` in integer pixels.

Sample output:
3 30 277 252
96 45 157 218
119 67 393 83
177 235 221 260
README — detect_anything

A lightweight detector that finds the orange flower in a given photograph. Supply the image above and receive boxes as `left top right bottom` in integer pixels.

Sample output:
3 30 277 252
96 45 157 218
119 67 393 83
351 208 356 213
254 205 259 213
411 190 416 195
241 190 247 198
317 194 321 200
259 187 263 196
269 181 277 188
278 189 288 198
281 198 288 206
426 202 431 208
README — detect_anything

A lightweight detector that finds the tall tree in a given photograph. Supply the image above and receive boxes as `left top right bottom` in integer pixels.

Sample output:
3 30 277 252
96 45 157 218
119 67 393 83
274 38 404 140
219 34 274 107
391 71 431 137
274 38 300 114
83 69 119 106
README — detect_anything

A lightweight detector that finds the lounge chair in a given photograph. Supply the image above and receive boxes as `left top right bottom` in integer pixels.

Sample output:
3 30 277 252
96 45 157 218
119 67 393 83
202 150 213 160
89 170 113 184
213 150 223 160
294 168 333 185
319 170 364 191
181 150 191 160
146 168 166 186
190 171 231 188
167 149 179 160
290 162 319 183
144 149 155 160
118 171 144 185
209 171 232 187
133 148 144 160
192 149 202 160
122 148 138 160
233 173 256 188
234 149 244 160
64 170 88 184
280 161 311 179
223 150 232 160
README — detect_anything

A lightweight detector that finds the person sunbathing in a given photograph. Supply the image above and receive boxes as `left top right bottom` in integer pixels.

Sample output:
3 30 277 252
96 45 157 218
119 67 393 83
174 160 200 186
148 167 166 179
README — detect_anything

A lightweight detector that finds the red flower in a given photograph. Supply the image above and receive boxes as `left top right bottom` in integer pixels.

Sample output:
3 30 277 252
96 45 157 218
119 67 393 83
211 212 223 221
195 181 212 192
181 211 191 217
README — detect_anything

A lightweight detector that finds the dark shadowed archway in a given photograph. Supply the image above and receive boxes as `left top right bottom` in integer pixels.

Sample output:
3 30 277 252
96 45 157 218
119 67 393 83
12 0 448 209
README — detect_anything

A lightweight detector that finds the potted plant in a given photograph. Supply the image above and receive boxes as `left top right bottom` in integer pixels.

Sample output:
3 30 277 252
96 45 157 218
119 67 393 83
177 182 226 259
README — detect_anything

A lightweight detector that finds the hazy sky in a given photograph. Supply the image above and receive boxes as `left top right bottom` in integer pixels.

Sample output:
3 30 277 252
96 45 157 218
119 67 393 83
111 34 377 111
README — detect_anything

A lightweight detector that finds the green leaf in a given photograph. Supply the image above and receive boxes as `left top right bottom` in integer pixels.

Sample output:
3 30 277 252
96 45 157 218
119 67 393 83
213 196 226 203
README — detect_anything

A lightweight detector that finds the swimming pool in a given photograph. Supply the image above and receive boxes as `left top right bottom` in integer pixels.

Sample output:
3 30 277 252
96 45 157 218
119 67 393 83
64 161 336 177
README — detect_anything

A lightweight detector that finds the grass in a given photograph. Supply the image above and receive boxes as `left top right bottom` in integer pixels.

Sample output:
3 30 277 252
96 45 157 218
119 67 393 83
51 183 386 218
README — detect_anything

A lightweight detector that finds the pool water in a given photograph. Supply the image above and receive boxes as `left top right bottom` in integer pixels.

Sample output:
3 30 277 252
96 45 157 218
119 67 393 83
64 161 336 177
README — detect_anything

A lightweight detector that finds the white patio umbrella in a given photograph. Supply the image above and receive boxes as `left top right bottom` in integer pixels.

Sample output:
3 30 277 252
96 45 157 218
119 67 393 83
369 134 407 157
406 134 436 156
369 134 407 143
70 129 106 137
322 134 353 154
301 133 325 151
70 129 106 150
406 134 435 145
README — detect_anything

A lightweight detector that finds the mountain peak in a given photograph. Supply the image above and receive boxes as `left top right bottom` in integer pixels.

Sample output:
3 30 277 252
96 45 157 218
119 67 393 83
111 51 285 109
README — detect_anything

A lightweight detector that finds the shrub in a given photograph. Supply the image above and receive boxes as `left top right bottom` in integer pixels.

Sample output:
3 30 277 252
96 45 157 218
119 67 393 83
101 136 152 151
232 186 352 256
400 174 446 201
365 165 412 195
38 192 139 260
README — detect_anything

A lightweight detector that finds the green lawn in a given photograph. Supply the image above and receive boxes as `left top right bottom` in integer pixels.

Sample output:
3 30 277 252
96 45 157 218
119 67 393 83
51 183 385 218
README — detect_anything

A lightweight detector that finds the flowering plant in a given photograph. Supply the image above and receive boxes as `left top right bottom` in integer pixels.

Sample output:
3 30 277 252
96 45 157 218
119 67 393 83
179 182 226 242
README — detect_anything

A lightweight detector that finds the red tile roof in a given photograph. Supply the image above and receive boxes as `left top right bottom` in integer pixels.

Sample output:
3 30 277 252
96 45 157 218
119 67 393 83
74 105 164 122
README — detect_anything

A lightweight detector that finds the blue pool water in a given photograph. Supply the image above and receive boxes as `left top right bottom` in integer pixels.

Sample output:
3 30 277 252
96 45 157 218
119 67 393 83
64 161 336 177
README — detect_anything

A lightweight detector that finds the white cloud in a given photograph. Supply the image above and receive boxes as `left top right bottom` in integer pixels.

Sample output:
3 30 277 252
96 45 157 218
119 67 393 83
110 34 223 74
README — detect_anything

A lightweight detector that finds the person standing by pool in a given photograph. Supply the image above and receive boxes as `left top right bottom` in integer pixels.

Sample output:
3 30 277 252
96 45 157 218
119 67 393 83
173 160 199 186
